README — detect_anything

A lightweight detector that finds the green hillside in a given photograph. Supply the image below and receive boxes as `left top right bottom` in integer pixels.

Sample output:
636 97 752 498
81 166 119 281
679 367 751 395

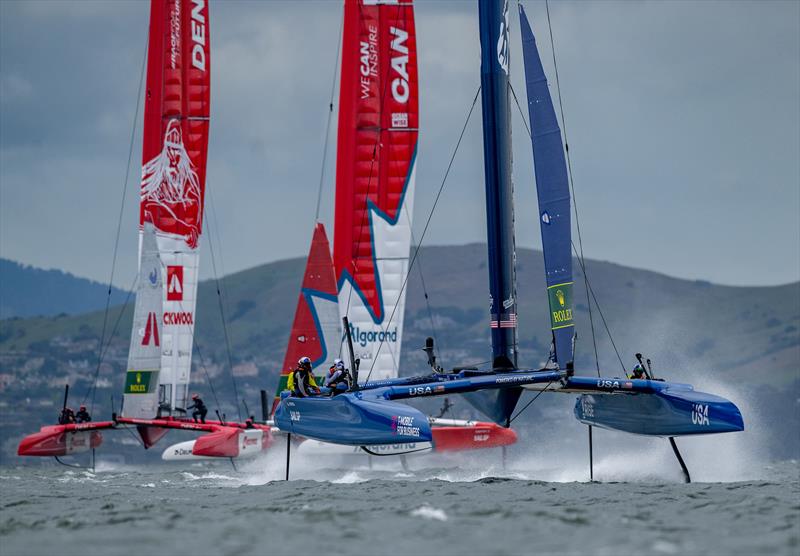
0 244 798 462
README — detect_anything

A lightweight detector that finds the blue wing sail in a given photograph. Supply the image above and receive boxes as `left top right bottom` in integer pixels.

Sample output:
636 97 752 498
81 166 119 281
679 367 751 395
519 5 574 368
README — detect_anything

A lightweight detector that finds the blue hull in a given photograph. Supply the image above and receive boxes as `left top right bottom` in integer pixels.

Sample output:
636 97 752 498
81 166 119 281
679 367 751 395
274 393 432 446
573 382 744 436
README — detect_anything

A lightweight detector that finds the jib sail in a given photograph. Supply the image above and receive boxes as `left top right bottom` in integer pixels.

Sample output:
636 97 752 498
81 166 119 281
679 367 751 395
519 4 574 368
273 224 340 415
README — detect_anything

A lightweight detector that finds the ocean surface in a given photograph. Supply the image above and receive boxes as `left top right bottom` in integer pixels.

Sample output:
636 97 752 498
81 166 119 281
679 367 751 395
1 443 798 556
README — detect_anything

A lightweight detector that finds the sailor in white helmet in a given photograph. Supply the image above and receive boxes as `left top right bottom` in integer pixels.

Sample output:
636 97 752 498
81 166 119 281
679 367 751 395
324 358 352 394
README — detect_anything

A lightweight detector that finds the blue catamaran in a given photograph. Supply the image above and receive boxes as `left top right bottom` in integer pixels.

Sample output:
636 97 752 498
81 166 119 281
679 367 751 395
274 0 743 481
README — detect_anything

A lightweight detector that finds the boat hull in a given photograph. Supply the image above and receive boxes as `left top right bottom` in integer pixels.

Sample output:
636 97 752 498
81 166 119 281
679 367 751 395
431 422 517 451
17 422 112 457
574 387 744 436
274 393 432 446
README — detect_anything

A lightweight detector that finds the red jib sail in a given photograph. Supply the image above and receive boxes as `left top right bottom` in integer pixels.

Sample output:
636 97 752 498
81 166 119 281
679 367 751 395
334 0 419 382
125 0 211 420
273 224 340 415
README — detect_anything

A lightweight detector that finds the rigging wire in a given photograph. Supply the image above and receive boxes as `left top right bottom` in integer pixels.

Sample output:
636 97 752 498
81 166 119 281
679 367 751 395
509 381 553 424
314 10 345 223
543 0 600 376
411 228 444 360
571 241 627 373
205 217 244 422
364 86 482 383
84 272 138 411
84 34 148 408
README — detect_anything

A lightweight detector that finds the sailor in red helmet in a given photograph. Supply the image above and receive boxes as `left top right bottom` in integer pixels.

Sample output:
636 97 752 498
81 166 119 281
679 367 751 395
187 393 208 423
75 405 92 423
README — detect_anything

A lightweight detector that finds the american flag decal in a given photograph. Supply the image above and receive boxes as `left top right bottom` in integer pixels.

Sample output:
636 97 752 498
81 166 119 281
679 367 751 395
490 313 517 329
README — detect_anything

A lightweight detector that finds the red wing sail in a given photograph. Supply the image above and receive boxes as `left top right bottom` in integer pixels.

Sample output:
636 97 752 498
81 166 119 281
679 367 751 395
140 0 210 246
272 224 340 415
333 0 419 380
131 0 211 419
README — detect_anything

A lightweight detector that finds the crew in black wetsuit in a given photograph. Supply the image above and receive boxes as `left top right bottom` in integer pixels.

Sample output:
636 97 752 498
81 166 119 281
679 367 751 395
323 359 351 394
58 407 75 425
75 405 91 423
292 357 319 398
187 394 208 424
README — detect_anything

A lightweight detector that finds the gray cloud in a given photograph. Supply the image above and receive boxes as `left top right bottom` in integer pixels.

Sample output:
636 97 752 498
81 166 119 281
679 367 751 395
1 0 798 288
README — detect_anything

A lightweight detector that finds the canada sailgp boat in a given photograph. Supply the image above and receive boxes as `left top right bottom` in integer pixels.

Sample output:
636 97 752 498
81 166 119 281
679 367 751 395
19 0 271 463
272 0 516 458
274 0 743 481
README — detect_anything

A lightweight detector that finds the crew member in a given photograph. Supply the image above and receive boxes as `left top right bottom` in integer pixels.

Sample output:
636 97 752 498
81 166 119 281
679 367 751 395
187 394 208 424
75 405 91 423
292 356 319 398
324 359 351 393
630 354 651 380
58 407 75 425
244 419 255 429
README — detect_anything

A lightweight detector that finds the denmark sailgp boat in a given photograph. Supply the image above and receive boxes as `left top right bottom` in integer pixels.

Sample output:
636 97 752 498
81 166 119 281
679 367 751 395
274 0 743 480
19 0 271 463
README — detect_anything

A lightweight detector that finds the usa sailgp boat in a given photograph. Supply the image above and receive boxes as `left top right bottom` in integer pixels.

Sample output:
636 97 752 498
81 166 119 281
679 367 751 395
274 0 743 480
19 0 271 463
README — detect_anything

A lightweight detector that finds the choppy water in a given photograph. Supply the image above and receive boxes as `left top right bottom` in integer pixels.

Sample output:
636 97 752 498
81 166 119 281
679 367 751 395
1 447 798 556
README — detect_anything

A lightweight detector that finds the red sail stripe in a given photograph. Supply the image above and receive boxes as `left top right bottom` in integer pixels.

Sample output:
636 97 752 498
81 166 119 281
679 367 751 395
140 0 210 249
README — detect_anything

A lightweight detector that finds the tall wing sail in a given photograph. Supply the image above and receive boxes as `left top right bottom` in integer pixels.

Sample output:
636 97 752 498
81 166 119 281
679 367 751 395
519 5 574 368
123 224 164 418
273 224 340 415
333 0 419 382
137 0 211 416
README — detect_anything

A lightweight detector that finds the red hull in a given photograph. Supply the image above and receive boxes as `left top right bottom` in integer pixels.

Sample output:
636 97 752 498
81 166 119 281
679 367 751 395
17 422 113 457
431 423 517 452
193 427 272 458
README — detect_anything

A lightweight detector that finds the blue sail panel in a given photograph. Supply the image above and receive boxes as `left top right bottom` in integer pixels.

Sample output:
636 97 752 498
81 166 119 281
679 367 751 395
519 5 574 367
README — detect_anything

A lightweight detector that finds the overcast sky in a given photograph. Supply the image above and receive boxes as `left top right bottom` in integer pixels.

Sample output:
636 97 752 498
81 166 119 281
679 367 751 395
1 0 798 289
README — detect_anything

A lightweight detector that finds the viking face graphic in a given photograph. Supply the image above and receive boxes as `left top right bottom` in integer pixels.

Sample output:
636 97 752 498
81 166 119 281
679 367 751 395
140 119 203 248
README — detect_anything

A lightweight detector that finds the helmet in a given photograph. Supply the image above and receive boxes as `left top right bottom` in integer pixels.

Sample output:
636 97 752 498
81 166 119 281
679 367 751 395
298 356 311 368
192 393 199 400
334 359 345 371
79 405 86 410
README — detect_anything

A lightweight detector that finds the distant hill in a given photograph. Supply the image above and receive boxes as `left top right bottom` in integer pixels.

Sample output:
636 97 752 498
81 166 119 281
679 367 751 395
0 258 127 319
0 245 797 463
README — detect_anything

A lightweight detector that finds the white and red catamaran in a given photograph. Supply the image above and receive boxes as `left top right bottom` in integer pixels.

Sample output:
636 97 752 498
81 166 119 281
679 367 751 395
19 0 271 462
